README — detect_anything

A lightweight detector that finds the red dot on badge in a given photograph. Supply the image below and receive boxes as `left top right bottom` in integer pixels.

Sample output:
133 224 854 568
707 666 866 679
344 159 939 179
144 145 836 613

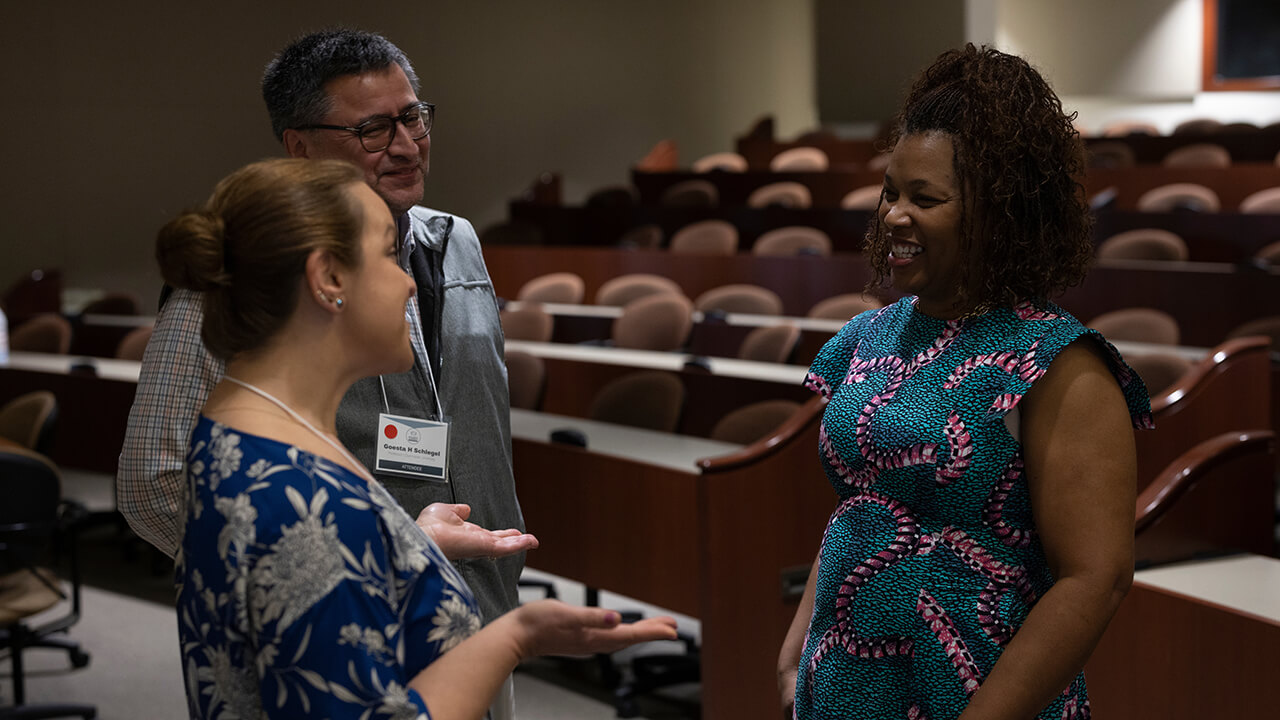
384 424 398 439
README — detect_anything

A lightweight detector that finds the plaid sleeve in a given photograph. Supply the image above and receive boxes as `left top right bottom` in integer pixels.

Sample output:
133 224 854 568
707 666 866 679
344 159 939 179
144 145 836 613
116 288 224 557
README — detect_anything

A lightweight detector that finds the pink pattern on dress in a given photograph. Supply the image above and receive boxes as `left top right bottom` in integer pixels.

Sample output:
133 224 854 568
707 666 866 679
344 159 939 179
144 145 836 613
983 456 1035 548
916 588 983 697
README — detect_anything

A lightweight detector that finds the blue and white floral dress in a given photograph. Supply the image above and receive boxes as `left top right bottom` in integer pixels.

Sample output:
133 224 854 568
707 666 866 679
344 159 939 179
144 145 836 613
176 416 481 719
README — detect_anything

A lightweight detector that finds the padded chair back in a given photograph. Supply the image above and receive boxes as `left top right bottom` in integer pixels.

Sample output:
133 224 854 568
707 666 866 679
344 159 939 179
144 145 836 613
769 146 829 172
694 284 784 316
0 443 60 538
1096 229 1189 261
1087 141 1136 169
499 308 554 342
1101 120 1159 137
115 325 154 361
1088 308 1181 345
617 224 664 249
1238 186 1280 214
611 294 694 351
1161 143 1231 168
1125 352 1194 397
517 272 586 305
710 399 802 444
636 139 678 172
9 313 72 354
505 350 546 411
1226 315 1280 351
479 221 543 246
80 292 140 316
691 152 748 173
746 182 811 209
669 219 738 255
840 184 884 210
1253 240 1280 265
585 185 637 210
1172 117 1223 135
808 293 884 320
659 179 718 208
588 371 685 432
865 152 891 172
594 273 684 307
752 226 831 257
0 391 58 455
1135 183 1220 213
737 324 800 363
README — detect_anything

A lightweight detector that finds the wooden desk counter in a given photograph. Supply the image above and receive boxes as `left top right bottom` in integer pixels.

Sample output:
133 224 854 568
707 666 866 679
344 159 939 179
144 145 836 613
511 398 836 720
0 352 140 473
1086 554 1280 718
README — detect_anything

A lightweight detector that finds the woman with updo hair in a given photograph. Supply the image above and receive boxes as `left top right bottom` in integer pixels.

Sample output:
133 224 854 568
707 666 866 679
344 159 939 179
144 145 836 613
160 158 676 720
777 46 1151 719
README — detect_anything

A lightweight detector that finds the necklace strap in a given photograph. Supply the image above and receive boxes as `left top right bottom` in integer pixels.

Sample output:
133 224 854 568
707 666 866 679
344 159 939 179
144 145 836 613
223 376 374 482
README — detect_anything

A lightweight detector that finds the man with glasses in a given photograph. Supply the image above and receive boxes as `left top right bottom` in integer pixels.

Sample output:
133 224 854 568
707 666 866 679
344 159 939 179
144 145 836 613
118 29 529 717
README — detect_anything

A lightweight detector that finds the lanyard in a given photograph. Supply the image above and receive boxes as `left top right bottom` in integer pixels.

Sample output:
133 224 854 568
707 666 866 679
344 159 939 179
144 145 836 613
223 376 374 482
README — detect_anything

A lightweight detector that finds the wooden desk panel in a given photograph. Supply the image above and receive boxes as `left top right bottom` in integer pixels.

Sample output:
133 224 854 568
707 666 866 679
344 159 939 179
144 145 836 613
1093 210 1280 264
1085 165 1280 212
1085 556 1280 718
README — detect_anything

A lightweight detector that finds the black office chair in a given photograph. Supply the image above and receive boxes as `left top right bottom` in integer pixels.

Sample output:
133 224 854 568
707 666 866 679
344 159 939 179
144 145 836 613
0 446 95 719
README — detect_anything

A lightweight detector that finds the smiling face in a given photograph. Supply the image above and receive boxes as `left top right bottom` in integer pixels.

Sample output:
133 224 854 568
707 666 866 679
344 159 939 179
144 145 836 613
342 182 417 374
878 131 969 318
288 64 429 216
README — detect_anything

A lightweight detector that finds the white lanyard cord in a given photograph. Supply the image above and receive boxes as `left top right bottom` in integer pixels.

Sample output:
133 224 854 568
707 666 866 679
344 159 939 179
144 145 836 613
223 376 374 482
377 356 444 418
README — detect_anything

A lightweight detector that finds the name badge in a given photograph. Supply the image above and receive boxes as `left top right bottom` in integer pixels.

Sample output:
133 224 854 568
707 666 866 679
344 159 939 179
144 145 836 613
375 413 450 482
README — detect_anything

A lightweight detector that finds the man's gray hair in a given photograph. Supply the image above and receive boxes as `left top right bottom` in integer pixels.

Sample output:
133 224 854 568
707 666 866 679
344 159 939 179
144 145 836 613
262 28 420 142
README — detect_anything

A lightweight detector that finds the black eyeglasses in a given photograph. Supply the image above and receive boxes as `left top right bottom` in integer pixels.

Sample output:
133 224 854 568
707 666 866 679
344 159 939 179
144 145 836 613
296 101 434 153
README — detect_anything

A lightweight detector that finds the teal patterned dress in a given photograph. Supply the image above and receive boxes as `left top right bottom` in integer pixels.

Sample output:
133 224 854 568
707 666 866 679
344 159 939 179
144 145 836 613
795 297 1152 720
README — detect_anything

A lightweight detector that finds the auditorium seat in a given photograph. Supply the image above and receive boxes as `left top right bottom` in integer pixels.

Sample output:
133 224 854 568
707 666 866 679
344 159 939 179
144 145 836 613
114 325 154 361
840 184 884 210
1226 316 1280 351
594 273 684 306
1100 120 1160 137
499 307 554 342
807 293 883 320
691 151 748 173
669 219 738 255
585 185 638 210
1135 183 1221 213
694 284 784 316
611 294 694 351
517 272 586 305
617 224 664 249
1161 143 1231 168
1172 117 1224 135
659 179 719 207
479 220 544 246
769 146 828 172
1096 229 1189 262
587 370 685 432
752 226 832 257
80 292 140 316
746 181 811 209
1087 141 1137 169
1254 241 1280 265
505 350 546 411
1125 352 1193 397
866 152 892 171
737 324 800 363
1088 308 1181 345
709 399 802 444
9 314 72 354
1238 187 1280 214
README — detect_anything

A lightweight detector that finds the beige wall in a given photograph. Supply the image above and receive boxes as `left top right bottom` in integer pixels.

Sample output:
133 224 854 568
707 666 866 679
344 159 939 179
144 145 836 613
0 1 816 308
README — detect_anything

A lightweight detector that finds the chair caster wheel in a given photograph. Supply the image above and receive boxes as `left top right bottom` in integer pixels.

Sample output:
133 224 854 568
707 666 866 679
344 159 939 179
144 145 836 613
71 649 91 668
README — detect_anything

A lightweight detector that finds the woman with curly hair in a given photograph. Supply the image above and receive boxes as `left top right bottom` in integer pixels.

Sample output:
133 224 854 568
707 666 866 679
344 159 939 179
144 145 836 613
777 45 1152 719
159 157 677 719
